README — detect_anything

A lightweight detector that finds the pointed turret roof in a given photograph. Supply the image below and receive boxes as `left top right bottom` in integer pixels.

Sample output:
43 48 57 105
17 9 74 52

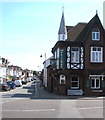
58 9 67 34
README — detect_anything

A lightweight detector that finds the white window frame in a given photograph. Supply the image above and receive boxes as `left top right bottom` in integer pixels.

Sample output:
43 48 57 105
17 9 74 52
60 75 65 84
92 32 100 41
91 78 100 89
71 47 79 63
71 75 79 89
58 34 66 41
91 47 103 63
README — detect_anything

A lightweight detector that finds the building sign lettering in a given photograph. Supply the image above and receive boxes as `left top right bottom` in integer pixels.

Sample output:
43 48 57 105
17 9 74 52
67 89 83 95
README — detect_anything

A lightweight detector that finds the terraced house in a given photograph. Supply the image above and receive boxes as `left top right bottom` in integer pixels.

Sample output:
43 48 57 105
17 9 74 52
45 10 105 96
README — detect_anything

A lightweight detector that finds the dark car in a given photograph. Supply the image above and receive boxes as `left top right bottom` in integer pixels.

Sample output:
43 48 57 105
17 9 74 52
7 81 16 89
1 84 11 91
33 76 36 80
21 79 27 84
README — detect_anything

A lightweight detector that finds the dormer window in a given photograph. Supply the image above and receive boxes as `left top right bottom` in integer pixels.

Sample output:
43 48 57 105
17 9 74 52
92 28 100 41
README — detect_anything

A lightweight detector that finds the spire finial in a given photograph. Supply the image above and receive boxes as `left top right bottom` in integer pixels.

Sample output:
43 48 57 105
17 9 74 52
96 10 98 15
62 4 64 13
58 4 67 41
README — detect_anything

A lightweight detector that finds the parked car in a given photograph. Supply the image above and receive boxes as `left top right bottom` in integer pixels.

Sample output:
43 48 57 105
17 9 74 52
14 80 22 87
26 77 31 82
21 79 27 84
1 83 11 91
7 81 16 89
33 76 36 80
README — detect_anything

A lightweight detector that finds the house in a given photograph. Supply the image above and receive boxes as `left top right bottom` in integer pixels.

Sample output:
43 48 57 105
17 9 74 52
22 69 30 79
43 57 52 87
0 57 10 83
46 10 105 96
7 65 23 81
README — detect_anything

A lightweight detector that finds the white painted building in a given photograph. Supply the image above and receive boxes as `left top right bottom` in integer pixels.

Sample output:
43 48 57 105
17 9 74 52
0 57 7 84
43 57 52 87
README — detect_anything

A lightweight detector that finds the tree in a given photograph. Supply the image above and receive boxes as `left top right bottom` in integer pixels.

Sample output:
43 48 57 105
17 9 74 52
33 70 38 76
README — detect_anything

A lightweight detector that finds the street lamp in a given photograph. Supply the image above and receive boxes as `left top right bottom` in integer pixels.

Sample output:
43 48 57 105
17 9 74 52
40 53 47 88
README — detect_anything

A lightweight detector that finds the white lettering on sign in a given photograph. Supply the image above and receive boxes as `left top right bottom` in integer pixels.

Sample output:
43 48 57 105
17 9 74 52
67 89 83 95
92 90 102 92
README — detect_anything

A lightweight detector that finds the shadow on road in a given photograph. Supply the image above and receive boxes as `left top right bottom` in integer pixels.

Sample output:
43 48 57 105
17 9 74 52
12 81 35 99
2 80 103 100
2 81 35 99
11 93 33 98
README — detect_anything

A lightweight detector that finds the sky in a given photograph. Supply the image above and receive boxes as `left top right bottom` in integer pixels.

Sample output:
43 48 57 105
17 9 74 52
1 0 105 71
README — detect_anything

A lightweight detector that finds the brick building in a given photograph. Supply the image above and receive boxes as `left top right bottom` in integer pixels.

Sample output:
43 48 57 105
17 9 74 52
45 10 105 96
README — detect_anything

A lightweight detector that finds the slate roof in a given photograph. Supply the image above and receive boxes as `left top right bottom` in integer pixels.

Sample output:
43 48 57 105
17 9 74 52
58 11 67 34
52 13 104 52
66 23 87 41
66 26 74 32
75 13 104 42
66 13 104 43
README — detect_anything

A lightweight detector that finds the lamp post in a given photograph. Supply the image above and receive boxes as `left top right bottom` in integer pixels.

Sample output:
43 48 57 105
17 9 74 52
40 53 46 88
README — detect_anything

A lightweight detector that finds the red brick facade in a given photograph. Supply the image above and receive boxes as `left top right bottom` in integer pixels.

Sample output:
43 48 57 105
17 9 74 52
45 13 105 96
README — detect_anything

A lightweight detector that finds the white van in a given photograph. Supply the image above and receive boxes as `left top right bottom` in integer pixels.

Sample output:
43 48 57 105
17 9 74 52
14 80 22 87
26 77 31 82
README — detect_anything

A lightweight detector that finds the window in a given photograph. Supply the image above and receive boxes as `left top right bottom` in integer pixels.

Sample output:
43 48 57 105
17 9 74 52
60 75 65 84
54 51 57 59
57 48 60 59
58 34 66 41
91 47 103 62
71 47 79 63
91 78 100 89
62 35 65 40
71 75 79 89
92 28 100 41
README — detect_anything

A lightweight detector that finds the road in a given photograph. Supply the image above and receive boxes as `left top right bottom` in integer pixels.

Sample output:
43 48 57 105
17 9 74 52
0 79 104 119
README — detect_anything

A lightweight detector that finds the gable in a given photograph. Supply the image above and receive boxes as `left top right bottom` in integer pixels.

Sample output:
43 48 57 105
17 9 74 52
75 13 105 43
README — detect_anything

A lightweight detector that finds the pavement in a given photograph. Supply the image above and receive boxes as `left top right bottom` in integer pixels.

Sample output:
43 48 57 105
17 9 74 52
1 79 104 118
31 80 105 100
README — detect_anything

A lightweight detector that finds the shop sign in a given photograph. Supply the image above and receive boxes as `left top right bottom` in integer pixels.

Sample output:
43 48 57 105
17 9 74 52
59 49 66 69
92 90 102 92
67 89 83 96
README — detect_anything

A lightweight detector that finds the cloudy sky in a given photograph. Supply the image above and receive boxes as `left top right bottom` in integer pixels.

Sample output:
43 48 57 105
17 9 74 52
1 0 104 71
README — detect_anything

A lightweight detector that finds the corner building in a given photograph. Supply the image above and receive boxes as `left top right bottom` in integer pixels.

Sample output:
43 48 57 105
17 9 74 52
47 11 105 96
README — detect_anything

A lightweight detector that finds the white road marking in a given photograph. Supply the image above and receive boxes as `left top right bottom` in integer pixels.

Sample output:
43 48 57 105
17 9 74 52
77 99 103 101
78 106 103 110
3 109 55 112
0 101 8 104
